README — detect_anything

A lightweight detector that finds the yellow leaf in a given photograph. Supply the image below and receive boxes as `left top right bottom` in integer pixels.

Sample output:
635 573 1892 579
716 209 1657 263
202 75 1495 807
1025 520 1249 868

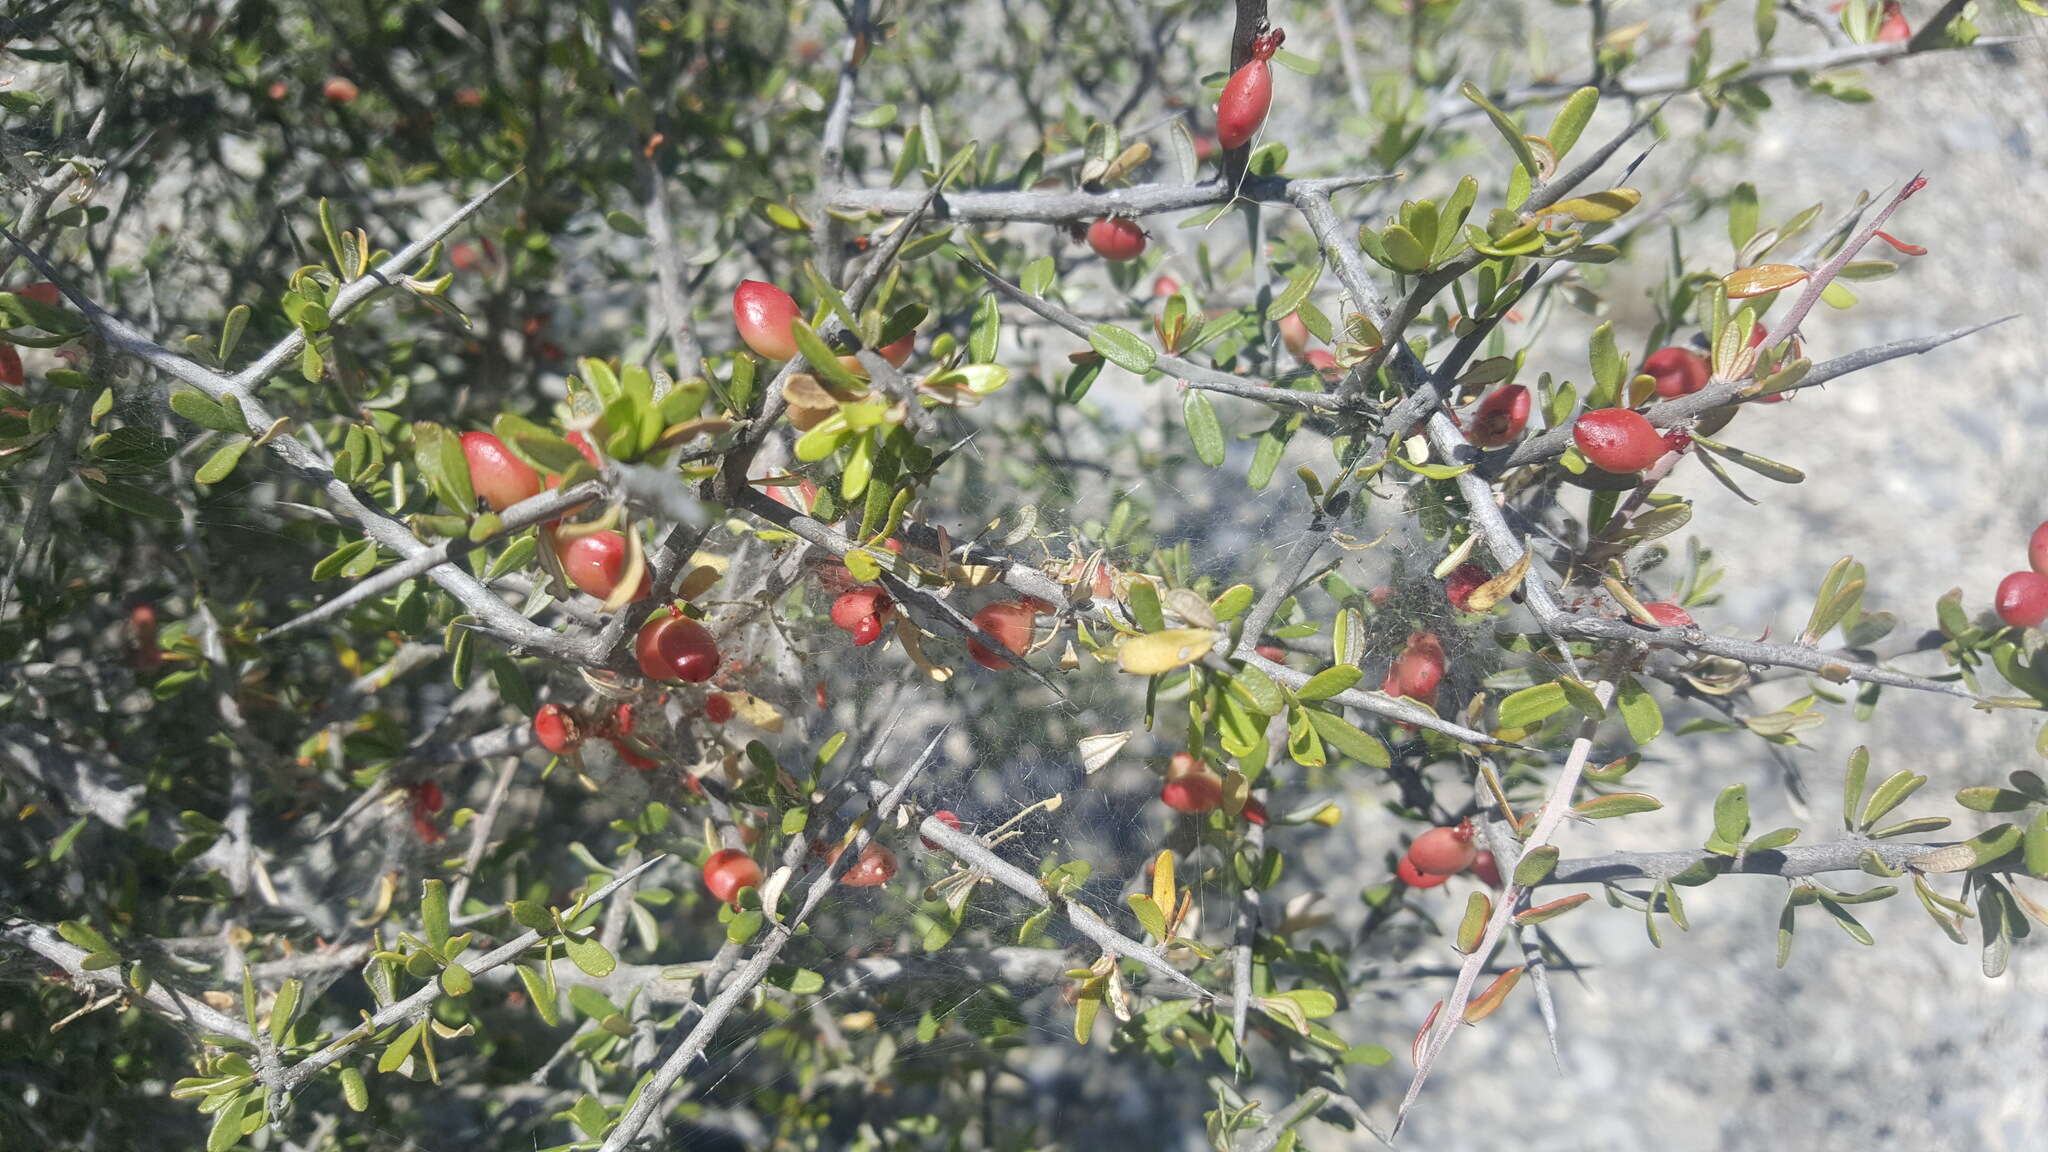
1116 628 1218 676
725 692 785 733
1545 187 1640 222
1723 263 1810 298
1466 549 1532 612
1152 850 1176 915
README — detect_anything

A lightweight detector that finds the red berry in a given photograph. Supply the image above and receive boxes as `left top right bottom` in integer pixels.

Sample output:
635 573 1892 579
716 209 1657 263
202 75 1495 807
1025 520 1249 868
851 615 885 646
1397 854 1448 889
127 603 161 673
410 780 444 817
2029 522 2048 576
1642 601 1694 628
1087 217 1147 263
1467 385 1531 447
1152 276 1181 298
1277 312 1310 357
1996 572 2048 629
0 343 20 388
1382 631 1446 702
1644 346 1710 398
1407 823 1478 877
921 809 964 850
733 280 801 361
1304 348 1339 383
533 703 581 754
1243 797 1268 825
1471 850 1502 888
13 283 60 306
830 586 891 632
702 849 763 906
557 531 650 602
611 737 659 771
1445 563 1490 612
566 430 601 468
1216 30 1284 150
1160 775 1223 814
704 694 735 723
878 332 915 368
1877 1 1911 42
460 431 542 511
832 841 898 888
1573 408 1667 473
1254 644 1287 663
322 76 358 103
967 600 1041 670
1166 752 1203 779
636 614 721 682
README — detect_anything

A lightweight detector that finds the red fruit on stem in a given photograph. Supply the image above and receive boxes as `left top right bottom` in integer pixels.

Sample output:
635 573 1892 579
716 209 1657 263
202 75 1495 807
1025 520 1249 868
1243 797 1268 825
14 283 60 306
1087 217 1147 262
2029 521 2048 576
460 431 541 511
702 849 763 906
851 615 885 646
968 600 1041 670
878 332 916 368
1995 572 2048 629
1472 851 1502 888
322 77 358 103
410 781 444 816
1161 775 1223 814
831 586 891 632
454 87 483 108
833 841 898 888
1642 601 1695 628
266 80 288 101
1383 632 1446 702
1277 311 1310 357
1573 407 1667 473
1407 823 1478 876
1876 1 1911 42
921 809 963 850
1215 29 1282 150
1644 346 1710 398
635 614 722 682
1152 275 1181 298
1304 348 1339 382
1255 644 1287 663
733 280 801 361
1467 385 1531 447
566 430 601 467
704 694 735 724
1445 563 1491 612
1397 854 1448 889
0 343 20 388
128 603 161 673
558 531 650 601
1167 752 1203 779
533 703 581 754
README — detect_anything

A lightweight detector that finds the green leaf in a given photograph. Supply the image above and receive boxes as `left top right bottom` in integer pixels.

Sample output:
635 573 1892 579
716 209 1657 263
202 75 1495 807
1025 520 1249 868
1712 784 1750 850
1513 845 1559 886
422 879 451 949
970 292 1000 362
1844 746 1870 830
1296 665 1363 701
84 477 183 520
1461 82 1540 177
1497 682 1566 729
563 934 616 977
1089 323 1157 373
1547 87 1599 158
1228 665 1287 716
440 963 473 996
1615 677 1663 744
1956 787 2032 813
2025 810 2048 878
268 979 302 1046
1127 579 1165 632
1211 584 1254 621
194 438 251 486
792 320 864 394
170 390 245 433
1303 708 1389 768
340 1067 369 1112
726 909 764 945
1182 392 1225 467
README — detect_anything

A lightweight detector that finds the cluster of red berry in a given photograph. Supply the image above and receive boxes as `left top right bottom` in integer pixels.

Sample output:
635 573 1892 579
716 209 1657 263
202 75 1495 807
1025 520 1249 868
1395 821 1501 889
